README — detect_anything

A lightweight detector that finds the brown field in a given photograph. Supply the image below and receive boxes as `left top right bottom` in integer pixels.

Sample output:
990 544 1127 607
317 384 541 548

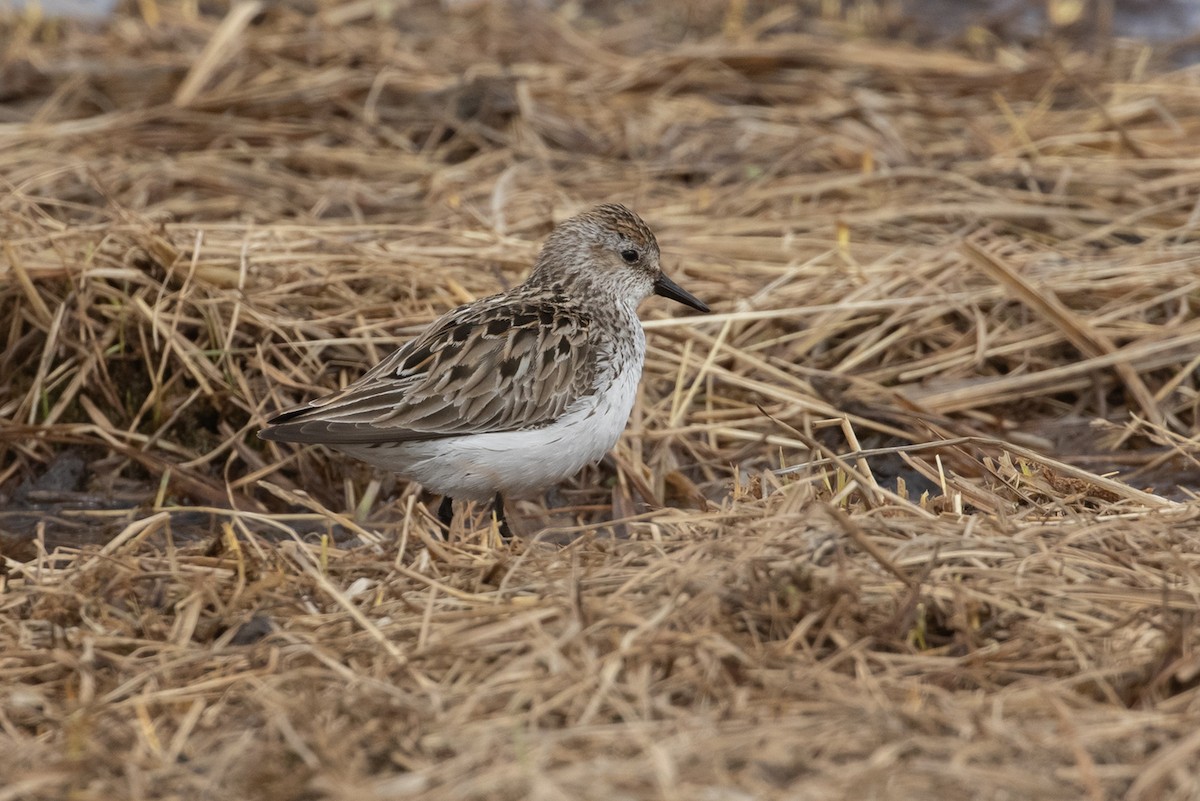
3 2 1200 799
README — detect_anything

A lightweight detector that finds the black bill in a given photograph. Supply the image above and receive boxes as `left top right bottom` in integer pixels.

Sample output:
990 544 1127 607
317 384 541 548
653 273 710 313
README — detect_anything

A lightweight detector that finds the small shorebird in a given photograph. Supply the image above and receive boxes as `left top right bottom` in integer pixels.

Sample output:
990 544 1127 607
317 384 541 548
259 204 709 537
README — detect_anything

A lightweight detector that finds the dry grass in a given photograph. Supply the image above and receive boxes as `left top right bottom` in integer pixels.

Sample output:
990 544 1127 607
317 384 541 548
3 1 1200 799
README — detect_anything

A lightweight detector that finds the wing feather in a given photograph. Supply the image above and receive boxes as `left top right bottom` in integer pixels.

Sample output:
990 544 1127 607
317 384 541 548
260 296 596 445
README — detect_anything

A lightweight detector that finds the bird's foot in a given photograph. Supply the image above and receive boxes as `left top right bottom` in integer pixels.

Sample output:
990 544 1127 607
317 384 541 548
492 492 513 541
436 496 454 537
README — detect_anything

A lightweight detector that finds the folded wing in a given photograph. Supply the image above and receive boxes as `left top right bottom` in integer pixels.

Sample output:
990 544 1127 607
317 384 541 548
260 297 596 445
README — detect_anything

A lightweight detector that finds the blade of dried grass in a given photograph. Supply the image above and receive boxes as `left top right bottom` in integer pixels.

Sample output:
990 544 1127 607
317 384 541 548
903 329 1200 413
173 2 264 107
279 540 410 669
960 237 1164 427
4 239 53 326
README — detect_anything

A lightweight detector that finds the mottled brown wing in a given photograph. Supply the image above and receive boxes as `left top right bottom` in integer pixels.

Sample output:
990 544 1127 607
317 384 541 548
259 297 596 445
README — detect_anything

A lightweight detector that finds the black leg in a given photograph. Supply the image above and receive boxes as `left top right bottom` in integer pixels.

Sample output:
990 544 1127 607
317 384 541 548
437 496 454 530
492 492 512 540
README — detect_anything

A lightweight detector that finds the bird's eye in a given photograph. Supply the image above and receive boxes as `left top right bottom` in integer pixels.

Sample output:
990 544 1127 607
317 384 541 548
620 249 639 264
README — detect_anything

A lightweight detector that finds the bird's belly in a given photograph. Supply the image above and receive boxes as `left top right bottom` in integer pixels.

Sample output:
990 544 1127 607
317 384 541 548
336 361 642 502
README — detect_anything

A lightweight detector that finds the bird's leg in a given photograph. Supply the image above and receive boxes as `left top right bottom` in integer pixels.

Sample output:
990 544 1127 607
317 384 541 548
492 492 512 540
436 496 454 532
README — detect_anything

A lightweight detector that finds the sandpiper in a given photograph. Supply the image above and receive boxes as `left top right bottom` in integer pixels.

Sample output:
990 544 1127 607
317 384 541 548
259 204 710 537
